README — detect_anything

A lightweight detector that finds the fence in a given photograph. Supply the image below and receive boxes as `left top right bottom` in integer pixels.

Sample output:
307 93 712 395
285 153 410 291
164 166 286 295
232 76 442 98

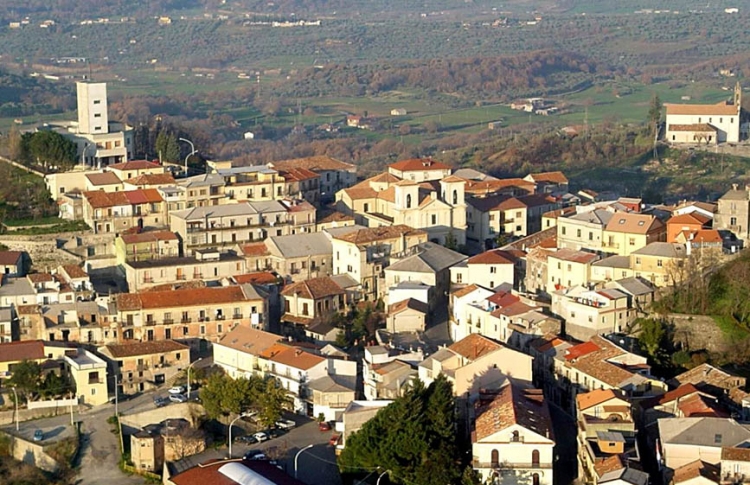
27 398 78 410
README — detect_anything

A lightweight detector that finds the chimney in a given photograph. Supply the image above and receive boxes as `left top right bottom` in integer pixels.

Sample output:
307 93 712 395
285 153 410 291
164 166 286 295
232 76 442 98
295 349 302 356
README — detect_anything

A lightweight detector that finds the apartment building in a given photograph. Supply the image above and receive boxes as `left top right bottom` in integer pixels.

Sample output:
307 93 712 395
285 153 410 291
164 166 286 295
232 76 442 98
602 213 666 256
169 201 294 255
123 249 246 291
114 230 180 265
85 171 123 192
0 250 26 277
387 158 452 181
269 155 357 202
263 232 333 282
546 249 600 294
331 225 428 300
82 189 166 234
281 276 347 328
557 208 614 252
64 347 109 405
466 193 559 244
450 249 520 290
552 286 633 344
715 184 750 241
98 340 190 395
114 284 267 347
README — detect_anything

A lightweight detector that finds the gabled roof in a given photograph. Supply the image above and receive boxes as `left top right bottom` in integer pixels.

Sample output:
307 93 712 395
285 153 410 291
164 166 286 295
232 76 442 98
474 384 553 442
549 248 599 264
0 251 23 266
605 213 663 234
103 340 189 358
631 242 686 258
0 340 45 363
125 173 175 186
524 171 568 184
119 230 178 245
216 326 281 355
232 272 278 285
452 284 481 299
467 249 517 265
60 264 88 279
388 298 428 315
388 158 451 172
668 212 711 226
281 276 345 300
332 225 426 245
576 388 628 411
116 286 258 311
86 171 122 186
668 363 745 391
665 101 739 116
449 333 503 361
279 167 319 181
261 344 325 370
83 189 163 208
387 242 467 274
672 460 719 485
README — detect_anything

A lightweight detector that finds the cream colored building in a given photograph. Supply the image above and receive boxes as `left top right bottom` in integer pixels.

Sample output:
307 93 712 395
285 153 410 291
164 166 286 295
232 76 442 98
557 208 614 252
280 276 347 327
387 158 452 181
472 384 555 485
551 286 632 341
602 213 666 256
665 84 742 144
330 225 428 300
546 249 599 294
336 169 467 246
268 156 357 202
98 340 190 395
450 249 519 290
64 348 109 406
419 334 532 397
466 193 559 244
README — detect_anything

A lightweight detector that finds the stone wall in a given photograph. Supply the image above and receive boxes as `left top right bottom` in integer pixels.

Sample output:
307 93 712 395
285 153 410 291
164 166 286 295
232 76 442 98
0 235 80 268
120 402 203 430
667 313 731 354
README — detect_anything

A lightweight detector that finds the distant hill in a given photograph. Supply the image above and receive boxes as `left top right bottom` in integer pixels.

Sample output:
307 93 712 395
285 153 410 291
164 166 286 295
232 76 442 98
0 69 73 118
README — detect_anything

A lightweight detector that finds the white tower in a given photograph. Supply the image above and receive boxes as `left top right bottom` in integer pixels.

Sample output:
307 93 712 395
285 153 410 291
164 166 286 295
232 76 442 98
76 82 109 135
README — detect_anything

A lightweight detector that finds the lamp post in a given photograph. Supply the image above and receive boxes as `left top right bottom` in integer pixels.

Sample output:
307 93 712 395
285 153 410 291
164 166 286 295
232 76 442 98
377 469 390 485
294 444 313 479
80 143 91 168
228 412 251 459
10 386 19 431
178 137 196 176
187 358 203 400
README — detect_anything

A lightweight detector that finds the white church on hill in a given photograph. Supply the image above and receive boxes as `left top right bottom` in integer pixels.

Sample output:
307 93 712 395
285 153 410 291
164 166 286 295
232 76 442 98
665 82 743 145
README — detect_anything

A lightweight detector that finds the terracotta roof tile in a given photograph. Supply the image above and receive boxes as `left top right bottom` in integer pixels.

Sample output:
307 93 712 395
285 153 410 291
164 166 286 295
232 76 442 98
61 264 88 279
474 385 552 442
316 209 355 224
672 460 719 485
217 326 281 355
83 190 129 209
464 178 535 196
0 340 45 363
593 454 627 478
467 249 517 265
388 158 451 172
605 213 664 235
388 298 428 315
666 101 739 116
449 334 502 360
120 230 179 245
677 393 728 418
116 286 258 311
125 173 175 186
279 167 319 181
104 340 189 358
333 224 426 244
124 188 163 205
27 273 54 283
452 284 480 299
525 171 568 184
668 213 711 226
281 276 344 299
86 172 122 186
341 186 378 200
722 447 750 462
549 249 599 264
643 383 701 408
238 242 271 257
260 343 325 370
233 272 278 285
0 251 23 266
576 389 626 411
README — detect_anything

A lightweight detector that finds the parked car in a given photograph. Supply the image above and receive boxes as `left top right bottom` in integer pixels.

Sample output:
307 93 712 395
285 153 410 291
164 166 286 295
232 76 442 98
318 421 331 431
169 393 188 403
235 435 257 444
33 430 43 442
328 434 340 447
252 432 269 442
244 450 266 460
267 428 287 439
275 419 296 430
168 386 186 394
153 396 169 408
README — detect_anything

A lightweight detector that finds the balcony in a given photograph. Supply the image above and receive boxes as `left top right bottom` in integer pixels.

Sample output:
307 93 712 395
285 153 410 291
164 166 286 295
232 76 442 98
233 314 243 320
145 319 156 326
163 319 174 325
181 317 192 323
216 314 226 321
142 277 154 283
176 275 187 281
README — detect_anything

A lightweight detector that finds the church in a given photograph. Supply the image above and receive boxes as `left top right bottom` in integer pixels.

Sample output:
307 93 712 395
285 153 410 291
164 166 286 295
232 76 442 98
665 82 743 145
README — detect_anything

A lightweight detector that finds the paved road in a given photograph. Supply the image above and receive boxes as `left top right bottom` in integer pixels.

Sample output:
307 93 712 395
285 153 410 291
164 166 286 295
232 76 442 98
175 419 341 485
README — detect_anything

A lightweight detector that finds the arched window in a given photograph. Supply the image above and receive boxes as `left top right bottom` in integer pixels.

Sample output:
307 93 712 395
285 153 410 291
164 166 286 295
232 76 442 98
491 449 499 467
406 194 412 208
453 190 458 205
511 430 520 442
532 449 540 467
533 474 540 485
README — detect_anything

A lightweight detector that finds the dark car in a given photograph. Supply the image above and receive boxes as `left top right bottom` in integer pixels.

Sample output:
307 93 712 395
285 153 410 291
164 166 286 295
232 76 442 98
244 450 266 460
267 428 287 439
235 435 258 444
153 396 169 408
33 430 43 442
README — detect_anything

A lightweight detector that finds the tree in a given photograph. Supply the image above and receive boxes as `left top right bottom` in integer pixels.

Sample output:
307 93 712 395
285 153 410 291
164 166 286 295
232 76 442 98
6 360 42 400
648 93 662 136
155 131 180 163
339 375 462 485
255 378 292 428
637 318 669 365
20 131 77 170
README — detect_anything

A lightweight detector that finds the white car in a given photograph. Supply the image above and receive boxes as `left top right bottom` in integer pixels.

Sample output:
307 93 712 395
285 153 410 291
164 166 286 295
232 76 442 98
169 393 188 403
275 419 296 430
253 432 269 442
168 386 186 394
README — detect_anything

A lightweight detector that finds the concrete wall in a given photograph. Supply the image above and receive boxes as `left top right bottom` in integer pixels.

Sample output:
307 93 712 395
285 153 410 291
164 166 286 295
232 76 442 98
0 404 82 426
119 402 203 430
0 432 61 473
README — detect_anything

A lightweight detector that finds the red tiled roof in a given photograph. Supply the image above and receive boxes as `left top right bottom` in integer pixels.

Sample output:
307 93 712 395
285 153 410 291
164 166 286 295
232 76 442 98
668 213 711 226
125 173 175 186
526 171 568 184
86 172 122 186
449 334 503 361
576 389 626 411
474 385 552 442
279 167 319 182
27 273 54 283
549 249 599 264
238 243 270 257
564 340 601 361
120 230 179 245
61 264 88 279
333 225 426 244
233 272 278 285
281 276 344 299
486 290 518 307
388 158 451 172
0 251 23 266
116 286 256 311
0 340 45 363
268 156 355 173
83 189 162 209
467 249 517 265
452 284 480 299
678 393 729 418
672 460 720 485
124 188 163 205
666 101 739 116
260 343 325 370
388 298 428 315
104 340 189 358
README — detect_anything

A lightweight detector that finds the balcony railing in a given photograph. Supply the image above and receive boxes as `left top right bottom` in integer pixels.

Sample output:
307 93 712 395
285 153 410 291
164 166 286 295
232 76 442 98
216 314 226 321
145 320 156 326
163 319 174 325
233 314 243 320
181 317 192 323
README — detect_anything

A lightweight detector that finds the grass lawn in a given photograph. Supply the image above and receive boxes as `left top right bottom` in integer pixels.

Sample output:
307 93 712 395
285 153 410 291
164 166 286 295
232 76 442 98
712 315 750 341
3 216 69 227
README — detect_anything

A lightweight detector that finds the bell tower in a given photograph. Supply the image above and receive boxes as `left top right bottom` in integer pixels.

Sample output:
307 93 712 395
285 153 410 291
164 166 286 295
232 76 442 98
734 81 742 109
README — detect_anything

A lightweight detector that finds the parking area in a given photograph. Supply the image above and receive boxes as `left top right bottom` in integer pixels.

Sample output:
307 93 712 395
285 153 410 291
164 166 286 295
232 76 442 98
3 421 78 445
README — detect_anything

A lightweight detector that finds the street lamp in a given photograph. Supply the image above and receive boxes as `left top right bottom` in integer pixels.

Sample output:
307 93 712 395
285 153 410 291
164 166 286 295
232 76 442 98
377 469 390 485
294 444 314 479
228 412 252 459
187 358 203 400
80 143 91 168
178 137 196 176
10 386 19 431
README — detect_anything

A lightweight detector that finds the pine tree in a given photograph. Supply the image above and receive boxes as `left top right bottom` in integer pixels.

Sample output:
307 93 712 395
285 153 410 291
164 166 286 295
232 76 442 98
165 134 181 163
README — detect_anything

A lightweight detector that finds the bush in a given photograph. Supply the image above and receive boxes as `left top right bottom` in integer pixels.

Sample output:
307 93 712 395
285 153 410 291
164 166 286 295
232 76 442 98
671 350 691 368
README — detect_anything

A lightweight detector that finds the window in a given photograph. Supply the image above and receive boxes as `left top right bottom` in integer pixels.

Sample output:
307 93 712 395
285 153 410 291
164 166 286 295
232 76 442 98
562 226 566 236
731 217 737 226
93 100 101 104
577 229 581 238
302 303 309 315
364 203 369 212
657 259 663 267
456 273 463 284
200 325 205 334
629 238 635 246
511 431 520 442
431 214 437 225
490 266 497 274
715 434 722 444
588 231 593 241
635 257 642 265
491 449 499 467
406 194 412 208
453 190 458 205
532 450 540 467
94 113 101 118
218 323 223 333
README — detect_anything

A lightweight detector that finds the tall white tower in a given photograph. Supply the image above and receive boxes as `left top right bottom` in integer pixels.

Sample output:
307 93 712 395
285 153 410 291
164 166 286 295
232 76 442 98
76 82 109 135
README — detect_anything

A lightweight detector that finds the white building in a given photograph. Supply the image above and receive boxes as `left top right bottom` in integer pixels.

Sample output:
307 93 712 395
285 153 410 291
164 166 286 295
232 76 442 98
665 84 742 144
